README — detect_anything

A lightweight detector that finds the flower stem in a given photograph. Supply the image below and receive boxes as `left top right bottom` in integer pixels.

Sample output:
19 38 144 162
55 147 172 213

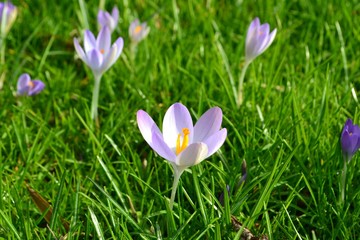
340 159 347 204
91 74 102 120
237 61 250 107
169 168 184 210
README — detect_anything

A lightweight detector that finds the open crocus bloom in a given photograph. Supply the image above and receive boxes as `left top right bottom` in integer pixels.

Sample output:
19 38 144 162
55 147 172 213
137 103 227 172
0 1 17 37
17 73 45 96
74 26 124 78
245 17 277 64
97 6 119 33
341 119 360 161
129 19 150 43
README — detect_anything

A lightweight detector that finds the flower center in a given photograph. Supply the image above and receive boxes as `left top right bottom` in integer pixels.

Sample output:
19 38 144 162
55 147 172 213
27 81 34 89
135 25 142 34
100 49 105 54
176 128 190 155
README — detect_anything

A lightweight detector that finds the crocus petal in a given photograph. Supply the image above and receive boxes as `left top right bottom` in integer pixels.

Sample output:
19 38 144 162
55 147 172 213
87 49 102 70
97 26 111 54
193 107 223 142
28 80 45 96
111 7 119 23
17 73 31 95
246 17 260 46
112 37 124 61
175 143 208 168
163 103 194 149
137 110 163 144
101 44 118 72
202 128 227 157
84 30 96 53
151 132 177 162
137 110 176 162
73 38 87 63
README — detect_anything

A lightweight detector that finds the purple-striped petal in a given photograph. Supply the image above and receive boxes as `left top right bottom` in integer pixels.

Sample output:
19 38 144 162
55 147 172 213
203 128 227 157
162 103 194 149
175 143 208 167
193 107 223 142
88 49 102 70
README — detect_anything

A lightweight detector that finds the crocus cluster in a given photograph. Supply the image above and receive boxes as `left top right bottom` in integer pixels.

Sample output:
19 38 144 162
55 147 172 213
0 1 17 38
137 103 227 208
17 73 45 96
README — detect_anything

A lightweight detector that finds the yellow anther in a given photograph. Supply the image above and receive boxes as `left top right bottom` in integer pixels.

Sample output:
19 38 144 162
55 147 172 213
135 25 142 34
176 128 190 155
100 49 105 54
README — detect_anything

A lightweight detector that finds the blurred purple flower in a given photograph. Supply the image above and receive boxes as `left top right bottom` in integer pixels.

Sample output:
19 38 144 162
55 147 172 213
245 17 277 64
73 26 124 79
129 19 150 43
97 6 119 33
137 102 227 208
341 119 360 161
17 73 45 96
0 1 17 37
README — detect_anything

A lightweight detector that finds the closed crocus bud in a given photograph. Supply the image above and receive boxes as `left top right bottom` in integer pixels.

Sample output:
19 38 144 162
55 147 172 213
0 2 17 37
341 119 360 161
245 17 277 64
97 6 119 33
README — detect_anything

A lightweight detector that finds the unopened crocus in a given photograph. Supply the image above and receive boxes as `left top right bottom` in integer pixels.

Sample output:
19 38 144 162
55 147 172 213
97 6 119 33
129 19 150 44
341 119 360 161
339 118 360 203
0 1 17 38
74 26 124 119
17 73 45 96
137 103 227 209
237 17 277 107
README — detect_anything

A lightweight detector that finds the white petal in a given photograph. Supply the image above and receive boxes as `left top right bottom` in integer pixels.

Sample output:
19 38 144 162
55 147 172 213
175 143 208 167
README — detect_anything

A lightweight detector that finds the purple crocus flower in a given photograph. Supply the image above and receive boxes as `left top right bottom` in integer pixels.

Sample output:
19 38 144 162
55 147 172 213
17 73 45 96
137 102 227 209
341 119 360 161
245 17 277 64
73 26 124 79
0 1 17 37
97 6 119 33
129 19 150 43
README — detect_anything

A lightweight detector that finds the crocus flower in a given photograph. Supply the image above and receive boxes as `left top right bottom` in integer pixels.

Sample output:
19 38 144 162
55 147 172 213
0 1 17 37
17 73 45 96
137 102 227 209
74 26 124 119
97 6 119 33
237 17 277 107
74 26 123 79
341 119 360 161
129 19 150 43
245 17 277 64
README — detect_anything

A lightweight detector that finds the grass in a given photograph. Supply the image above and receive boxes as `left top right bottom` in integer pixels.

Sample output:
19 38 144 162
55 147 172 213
1 0 360 239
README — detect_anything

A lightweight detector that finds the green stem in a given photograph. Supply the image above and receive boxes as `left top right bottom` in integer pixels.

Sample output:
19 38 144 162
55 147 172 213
236 61 250 107
340 159 347 204
169 167 184 210
91 74 102 120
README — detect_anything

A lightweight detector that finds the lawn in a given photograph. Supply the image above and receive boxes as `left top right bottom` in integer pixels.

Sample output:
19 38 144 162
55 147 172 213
1 0 360 239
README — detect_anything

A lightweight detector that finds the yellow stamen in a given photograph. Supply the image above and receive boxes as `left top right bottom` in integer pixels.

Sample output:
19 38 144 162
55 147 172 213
100 49 105 54
176 128 190 155
135 25 142 34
